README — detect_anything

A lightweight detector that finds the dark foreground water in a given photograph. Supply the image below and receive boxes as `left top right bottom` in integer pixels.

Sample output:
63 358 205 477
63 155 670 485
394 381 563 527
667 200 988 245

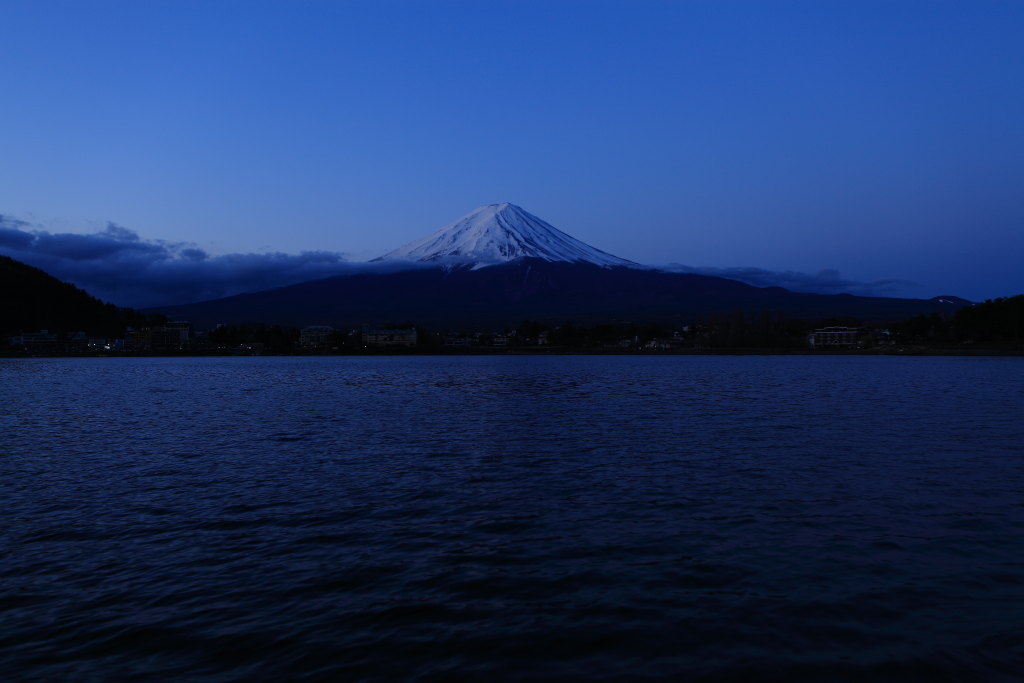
1 356 1023 681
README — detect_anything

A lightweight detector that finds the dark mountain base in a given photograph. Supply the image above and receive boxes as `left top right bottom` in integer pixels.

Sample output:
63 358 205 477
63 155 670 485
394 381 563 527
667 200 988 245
152 259 962 329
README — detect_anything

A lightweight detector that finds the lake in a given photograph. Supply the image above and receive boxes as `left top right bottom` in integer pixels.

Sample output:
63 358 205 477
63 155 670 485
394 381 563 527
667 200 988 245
2 356 1022 680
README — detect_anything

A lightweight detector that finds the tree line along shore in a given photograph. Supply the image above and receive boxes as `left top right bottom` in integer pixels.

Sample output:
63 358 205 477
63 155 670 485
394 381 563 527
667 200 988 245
3 297 1022 356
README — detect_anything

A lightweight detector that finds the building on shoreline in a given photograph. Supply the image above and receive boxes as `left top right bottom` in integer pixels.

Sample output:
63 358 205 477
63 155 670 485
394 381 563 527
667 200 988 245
363 328 417 348
299 326 336 349
126 322 191 351
808 326 864 349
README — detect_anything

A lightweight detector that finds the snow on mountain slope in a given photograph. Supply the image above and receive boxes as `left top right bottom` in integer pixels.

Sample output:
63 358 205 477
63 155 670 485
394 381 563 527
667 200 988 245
374 203 639 268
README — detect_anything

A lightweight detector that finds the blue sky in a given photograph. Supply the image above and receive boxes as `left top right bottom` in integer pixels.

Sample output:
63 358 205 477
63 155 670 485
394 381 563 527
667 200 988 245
2 0 1022 305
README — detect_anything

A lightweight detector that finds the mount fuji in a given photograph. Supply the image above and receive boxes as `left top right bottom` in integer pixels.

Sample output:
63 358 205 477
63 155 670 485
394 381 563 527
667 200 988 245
152 204 963 328
375 203 638 269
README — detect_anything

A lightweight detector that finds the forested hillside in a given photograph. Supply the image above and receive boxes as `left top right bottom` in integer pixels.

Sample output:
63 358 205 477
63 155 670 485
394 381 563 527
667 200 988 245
0 255 145 335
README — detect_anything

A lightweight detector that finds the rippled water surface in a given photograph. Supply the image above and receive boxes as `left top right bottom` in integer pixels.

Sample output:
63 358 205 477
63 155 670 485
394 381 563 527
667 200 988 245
2 355 1023 680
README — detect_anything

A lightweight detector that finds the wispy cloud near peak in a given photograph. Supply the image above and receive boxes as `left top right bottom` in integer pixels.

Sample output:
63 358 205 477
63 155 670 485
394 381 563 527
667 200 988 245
662 264 917 298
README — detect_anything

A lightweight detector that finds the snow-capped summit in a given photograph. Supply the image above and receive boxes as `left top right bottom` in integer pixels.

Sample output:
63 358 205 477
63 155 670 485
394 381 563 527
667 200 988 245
374 203 638 268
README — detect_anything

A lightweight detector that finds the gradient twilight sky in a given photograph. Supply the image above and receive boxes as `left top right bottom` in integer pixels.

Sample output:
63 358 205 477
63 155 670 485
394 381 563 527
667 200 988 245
2 0 1022 303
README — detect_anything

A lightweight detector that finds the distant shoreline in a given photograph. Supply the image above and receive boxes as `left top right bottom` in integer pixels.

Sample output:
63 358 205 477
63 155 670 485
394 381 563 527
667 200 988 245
3 347 1022 359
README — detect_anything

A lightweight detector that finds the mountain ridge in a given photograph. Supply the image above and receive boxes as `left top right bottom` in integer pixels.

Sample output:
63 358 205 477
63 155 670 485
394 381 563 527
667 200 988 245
149 203 968 328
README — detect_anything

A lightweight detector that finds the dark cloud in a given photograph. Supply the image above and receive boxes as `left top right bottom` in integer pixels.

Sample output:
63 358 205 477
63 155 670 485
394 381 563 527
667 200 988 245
101 222 141 242
662 264 917 298
31 229 165 261
0 226 35 249
180 248 208 261
0 215 387 308
0 215 35 248
0 214 32 230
